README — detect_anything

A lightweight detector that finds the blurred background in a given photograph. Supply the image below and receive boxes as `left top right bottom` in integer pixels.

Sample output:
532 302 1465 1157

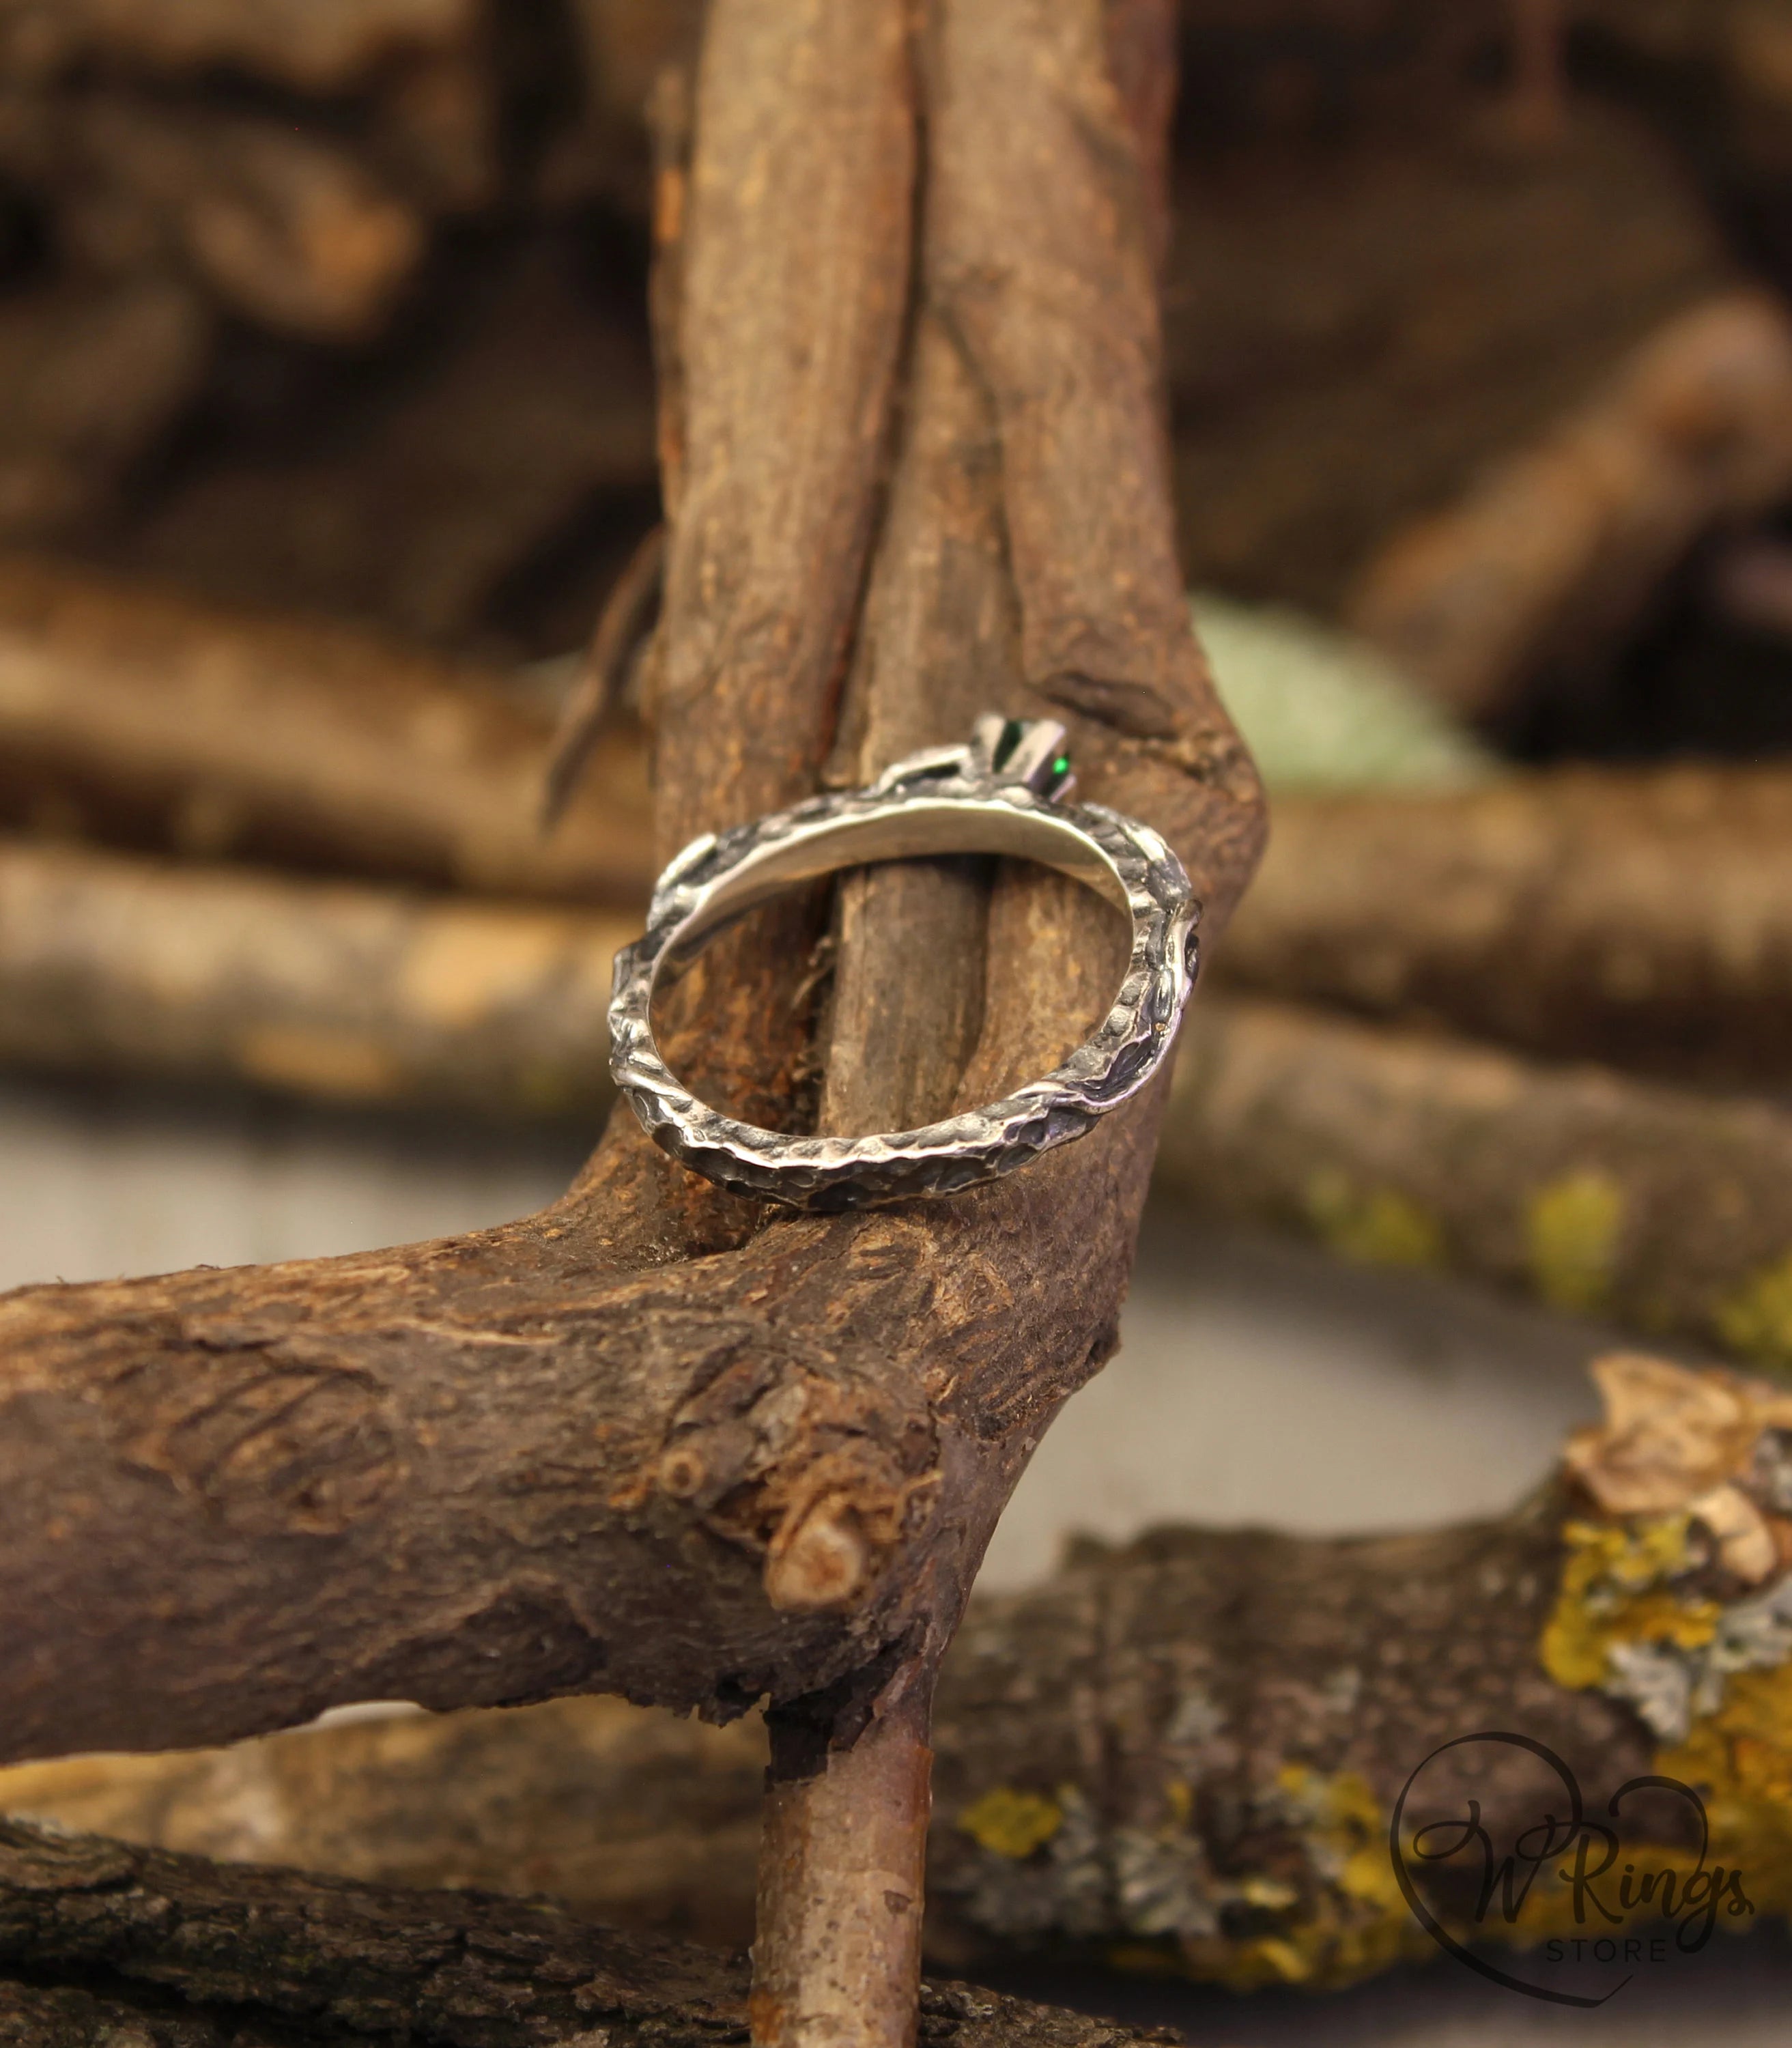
5 3 1792 2043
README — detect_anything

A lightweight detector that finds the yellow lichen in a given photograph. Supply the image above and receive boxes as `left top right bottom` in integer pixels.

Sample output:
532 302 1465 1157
956 1787 1062 1860
1539 1516 1716 1691
1185 1765 1418 1992
1526 1170 1625 1313
1659 1662 1792 1921
1305 1171 1446 1270
1239 1875 1298 1910
1716 1252 1792 1373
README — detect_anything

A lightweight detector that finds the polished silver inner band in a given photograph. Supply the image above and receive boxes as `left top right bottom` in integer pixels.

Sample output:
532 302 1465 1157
655 799 1128 977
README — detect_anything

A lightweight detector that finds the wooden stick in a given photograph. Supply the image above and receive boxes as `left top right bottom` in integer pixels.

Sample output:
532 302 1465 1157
17 1356 1789 1998
543 523 665 832
0 554 653 905
1159 996 1792 1370
1220 765 1792 1087
0 838 629 1115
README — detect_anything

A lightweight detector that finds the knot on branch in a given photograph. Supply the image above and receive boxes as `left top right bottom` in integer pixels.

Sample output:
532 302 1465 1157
653 1359 941 1615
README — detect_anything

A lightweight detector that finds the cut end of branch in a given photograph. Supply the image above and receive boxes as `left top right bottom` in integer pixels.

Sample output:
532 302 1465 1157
766 1497 872 1612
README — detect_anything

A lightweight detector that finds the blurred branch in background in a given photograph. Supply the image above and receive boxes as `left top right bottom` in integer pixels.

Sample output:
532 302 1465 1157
7 825 1792 1373
1161 999 1792 1374
1223 767 1792 1087
0 555 650 899
0 840 631 1115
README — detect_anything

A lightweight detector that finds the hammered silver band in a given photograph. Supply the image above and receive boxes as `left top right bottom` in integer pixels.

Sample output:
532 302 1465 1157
607 715 1199 1210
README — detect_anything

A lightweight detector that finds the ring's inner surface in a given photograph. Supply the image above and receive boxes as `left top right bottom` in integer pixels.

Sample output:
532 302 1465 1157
658 800 1130 978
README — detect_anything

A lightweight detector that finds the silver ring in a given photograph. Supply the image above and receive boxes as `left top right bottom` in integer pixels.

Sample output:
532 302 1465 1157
608 715 1199 1210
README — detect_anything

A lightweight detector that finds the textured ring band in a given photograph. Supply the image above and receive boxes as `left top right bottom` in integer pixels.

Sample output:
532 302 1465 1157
607 715 1200 1210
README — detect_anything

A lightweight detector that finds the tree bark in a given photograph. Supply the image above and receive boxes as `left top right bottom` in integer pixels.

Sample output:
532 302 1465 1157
0 1483 1673 1995
0 1818 1171 2048
16 1350 1789 2001
1220 763 1792 1088
0 554 653 904
1159 996 1792 1371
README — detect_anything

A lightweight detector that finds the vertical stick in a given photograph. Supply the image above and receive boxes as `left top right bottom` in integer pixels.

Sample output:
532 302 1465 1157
1509 0 1568 143
753 1673 935 2048
751 5 1201 2043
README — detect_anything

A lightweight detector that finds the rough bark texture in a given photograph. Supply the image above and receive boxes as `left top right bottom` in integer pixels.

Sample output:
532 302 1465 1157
1219 765 1792 1087
15 1354 1792 2002
0 840 631 1115
0 555 653 904
1158 997 1792 1371
0 0 1264 1806
0 1819 1172 2048
0 1483 1656 1993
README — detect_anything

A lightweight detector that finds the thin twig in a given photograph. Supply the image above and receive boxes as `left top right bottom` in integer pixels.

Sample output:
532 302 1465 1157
541 522 665 834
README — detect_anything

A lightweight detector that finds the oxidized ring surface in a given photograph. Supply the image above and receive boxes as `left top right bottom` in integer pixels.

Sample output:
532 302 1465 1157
608 715 1199 1210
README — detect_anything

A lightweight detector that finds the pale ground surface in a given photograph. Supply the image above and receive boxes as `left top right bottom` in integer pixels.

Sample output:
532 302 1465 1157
0 1071 1780 2046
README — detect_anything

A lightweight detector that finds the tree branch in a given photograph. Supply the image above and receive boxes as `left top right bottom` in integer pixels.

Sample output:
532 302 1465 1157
23 1354 1792 1997
0 1817 1171 2048
0 555 652 905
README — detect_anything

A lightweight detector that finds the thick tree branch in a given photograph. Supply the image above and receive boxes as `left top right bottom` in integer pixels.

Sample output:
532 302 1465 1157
0 1817 1171 2048
25 1356 1792 1997
1158 996 1792 1371
0 555 652 905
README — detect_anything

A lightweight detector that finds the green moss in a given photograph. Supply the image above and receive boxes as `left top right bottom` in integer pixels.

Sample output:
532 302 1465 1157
1305 1171 1446 1270
1526 1170 1625 1313
1716 1251 1792 1372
